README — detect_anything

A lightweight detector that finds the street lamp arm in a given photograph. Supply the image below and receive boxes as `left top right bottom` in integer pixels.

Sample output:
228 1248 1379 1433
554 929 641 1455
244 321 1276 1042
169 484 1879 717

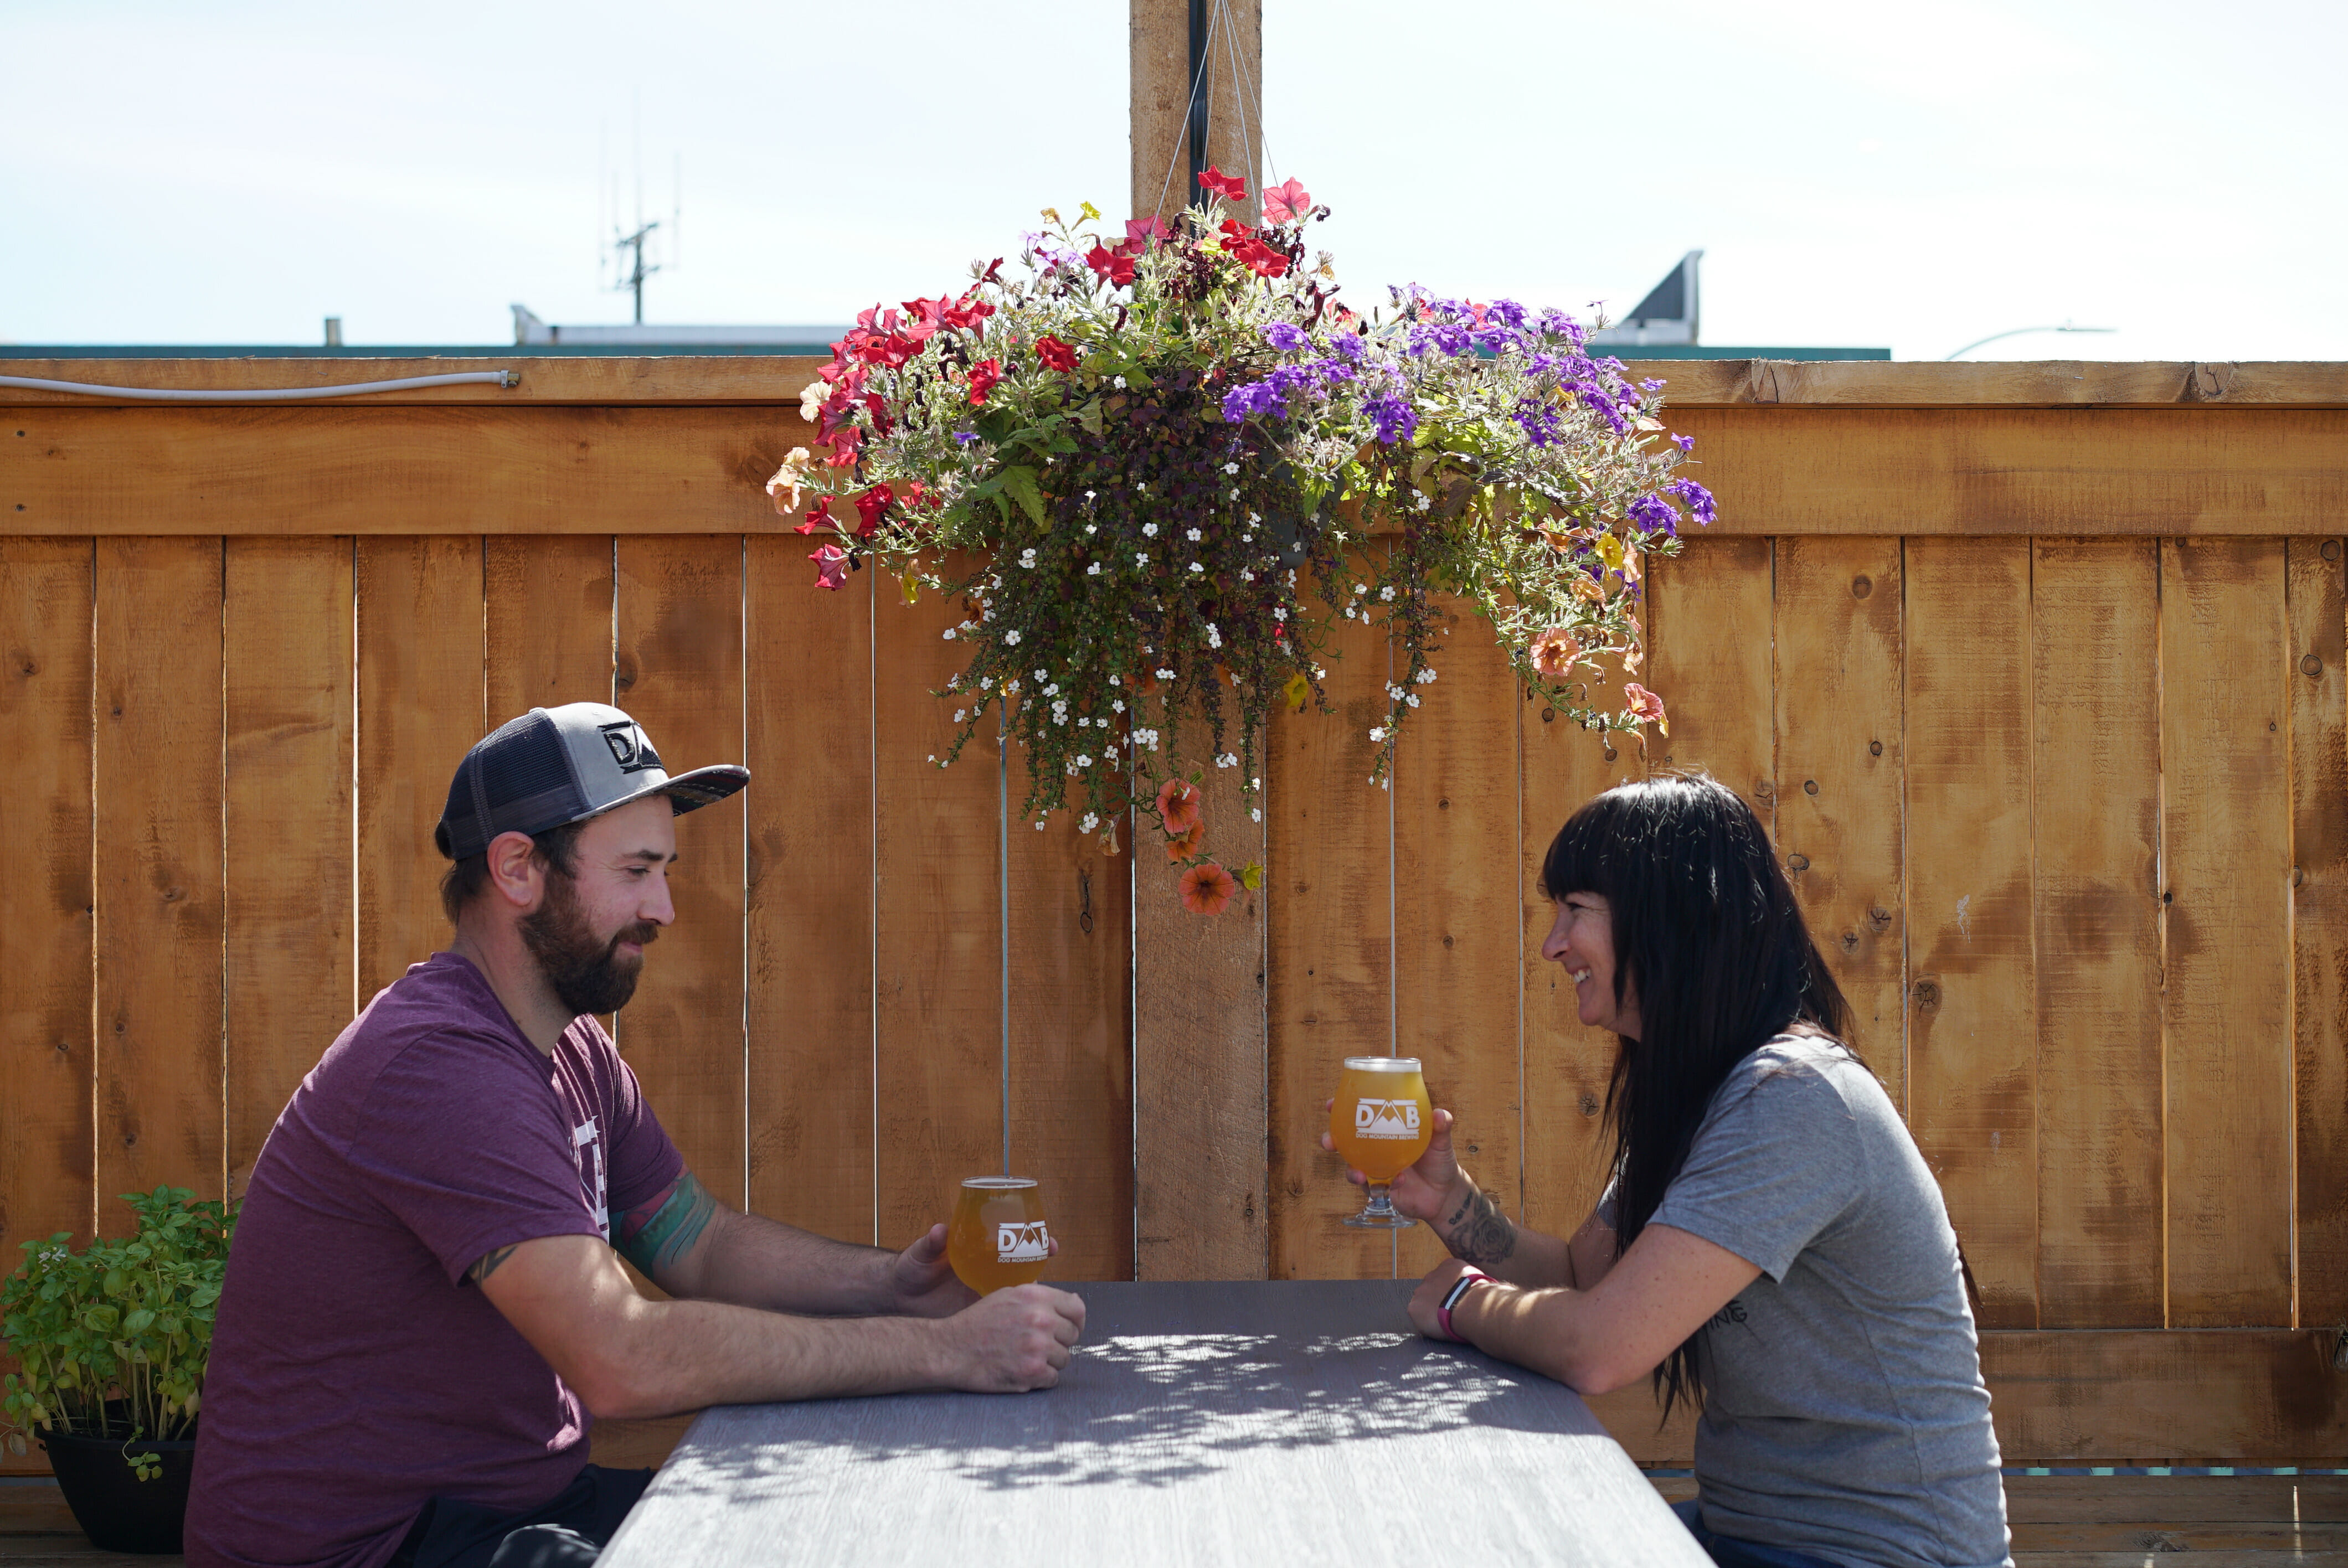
1944 324 2118 361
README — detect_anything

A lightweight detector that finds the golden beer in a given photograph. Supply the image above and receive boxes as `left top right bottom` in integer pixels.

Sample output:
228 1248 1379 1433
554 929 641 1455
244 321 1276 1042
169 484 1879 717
946 1177 1052 1295
1330 1056 1432 1227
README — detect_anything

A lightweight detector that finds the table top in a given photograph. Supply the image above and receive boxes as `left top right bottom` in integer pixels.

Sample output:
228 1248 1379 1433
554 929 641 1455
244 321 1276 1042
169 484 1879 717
599 1279 1707 1568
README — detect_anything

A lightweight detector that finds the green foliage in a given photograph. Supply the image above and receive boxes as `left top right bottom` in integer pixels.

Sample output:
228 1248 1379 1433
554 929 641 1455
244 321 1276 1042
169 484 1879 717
1 1187 235 1481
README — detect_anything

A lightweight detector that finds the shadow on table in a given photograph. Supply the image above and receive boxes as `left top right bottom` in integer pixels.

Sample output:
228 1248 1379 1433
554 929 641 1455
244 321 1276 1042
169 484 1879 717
654 1329 1589 1502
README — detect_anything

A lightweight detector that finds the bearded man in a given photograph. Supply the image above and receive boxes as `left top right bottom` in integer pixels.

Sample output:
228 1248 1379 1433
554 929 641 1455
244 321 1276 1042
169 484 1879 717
187 703 1084 1568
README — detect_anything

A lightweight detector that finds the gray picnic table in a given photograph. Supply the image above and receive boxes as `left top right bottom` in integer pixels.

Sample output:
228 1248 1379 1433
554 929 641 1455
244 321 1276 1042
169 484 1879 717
598 1278 1709 1567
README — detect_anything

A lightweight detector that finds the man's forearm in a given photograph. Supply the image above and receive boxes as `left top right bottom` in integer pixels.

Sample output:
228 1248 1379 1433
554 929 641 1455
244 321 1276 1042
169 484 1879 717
684 1209 897 1315
588 1292 944 1417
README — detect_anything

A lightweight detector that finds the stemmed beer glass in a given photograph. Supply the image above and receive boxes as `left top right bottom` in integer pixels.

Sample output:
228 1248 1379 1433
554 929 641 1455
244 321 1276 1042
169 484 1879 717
946 1177 1053 1294
1329 1056 1434 1228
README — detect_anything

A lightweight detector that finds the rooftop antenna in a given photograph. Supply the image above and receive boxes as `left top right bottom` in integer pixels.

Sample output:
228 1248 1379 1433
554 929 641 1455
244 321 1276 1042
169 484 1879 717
607 95 663 325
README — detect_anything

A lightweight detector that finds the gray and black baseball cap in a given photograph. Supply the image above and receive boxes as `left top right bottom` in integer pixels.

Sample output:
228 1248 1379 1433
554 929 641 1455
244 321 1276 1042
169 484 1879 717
434 702 750 862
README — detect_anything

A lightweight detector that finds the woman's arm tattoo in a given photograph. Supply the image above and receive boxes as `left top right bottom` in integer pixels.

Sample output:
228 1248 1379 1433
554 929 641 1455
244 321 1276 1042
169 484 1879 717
1442 1186 1518 1268
616 1170 719 1279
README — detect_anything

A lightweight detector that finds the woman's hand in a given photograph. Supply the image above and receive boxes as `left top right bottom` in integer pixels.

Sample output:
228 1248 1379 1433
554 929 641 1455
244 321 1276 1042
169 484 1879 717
1320 1102 1469 1224
1406 1256 1479 1340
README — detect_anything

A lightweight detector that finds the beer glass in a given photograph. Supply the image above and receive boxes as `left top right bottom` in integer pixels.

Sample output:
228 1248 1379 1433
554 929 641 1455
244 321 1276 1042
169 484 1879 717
1329 1056 1433 1228
946 1177 1052 1294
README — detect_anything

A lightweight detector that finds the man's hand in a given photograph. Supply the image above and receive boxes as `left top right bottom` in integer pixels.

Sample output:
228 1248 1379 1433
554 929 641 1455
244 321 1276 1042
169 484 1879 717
931 1285 1088 1392
880 1223 1064 1319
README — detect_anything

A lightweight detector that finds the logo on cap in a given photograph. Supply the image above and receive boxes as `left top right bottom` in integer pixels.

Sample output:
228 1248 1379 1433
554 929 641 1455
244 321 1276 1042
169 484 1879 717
599 721 663 776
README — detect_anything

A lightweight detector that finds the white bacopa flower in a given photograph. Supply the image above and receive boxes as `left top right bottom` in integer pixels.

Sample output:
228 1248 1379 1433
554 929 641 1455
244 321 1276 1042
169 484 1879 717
928 754 937 762
954 709 967 723
1187 527 1202 541
1155 667 1175 680
1019 549 1038 567
1085 489 1097 500
1085 523 1098 535
1075 754 1093 768
1005 629 1023 645
1368 726 1387 742
1006 679 1021 693
1111 698 1126 713
1044 682 1060 696
1142 522 1158 537
1037 820 1048 829
1113 375 1127 389
1189 561 1205 574
1136 552 1150 566
1035 668 1048 681
1240 570 1254 582
1353 584 1368 595
1252 777 1261 790
1273 607 1286 621
1418 667 1438 683
1252 807 1262 821
1088 562 1102 576
1204 623 1223 648
980 675 995 689
1108 674 1120 685
1223 461 1240 474
942 628 956 640
1379 586 1396 601
1081 813 1099 832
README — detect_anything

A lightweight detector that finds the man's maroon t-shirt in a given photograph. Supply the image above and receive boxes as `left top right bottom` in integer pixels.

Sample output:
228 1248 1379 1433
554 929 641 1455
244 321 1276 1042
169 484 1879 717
186 952 684 1568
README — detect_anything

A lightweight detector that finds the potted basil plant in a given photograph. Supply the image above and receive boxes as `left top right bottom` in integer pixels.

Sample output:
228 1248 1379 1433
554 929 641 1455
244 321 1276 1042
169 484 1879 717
2 1186 236 1554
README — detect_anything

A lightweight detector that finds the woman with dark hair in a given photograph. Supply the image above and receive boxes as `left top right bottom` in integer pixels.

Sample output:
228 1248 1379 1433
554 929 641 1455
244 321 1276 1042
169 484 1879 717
1332 773 2009 1568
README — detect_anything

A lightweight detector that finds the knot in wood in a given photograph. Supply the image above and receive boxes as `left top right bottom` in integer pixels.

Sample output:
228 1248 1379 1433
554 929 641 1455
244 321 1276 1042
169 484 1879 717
1540 707 1555 723
1912 979 1942 1013
1841 930 1860 951
1578 1092 1600 1117
1754 780 1774 800
1870 740 1883 757
1850 575 1872 599
2304 654 2325 677
1867 906 1893 930
2327 540 2344 563
1803 778 1819 795
1786 853 1810 871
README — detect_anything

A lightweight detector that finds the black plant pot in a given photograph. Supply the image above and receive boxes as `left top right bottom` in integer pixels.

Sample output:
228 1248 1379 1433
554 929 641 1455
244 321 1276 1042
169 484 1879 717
40 1406 196 1555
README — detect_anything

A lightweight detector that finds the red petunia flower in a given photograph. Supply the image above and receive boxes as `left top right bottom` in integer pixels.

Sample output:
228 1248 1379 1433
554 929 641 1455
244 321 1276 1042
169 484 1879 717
1231 238 1290 278
1036 334 1079 373
967 359 1002 405
854 483 894 539
1623 682 1669 736
1085 243 1137 287
1124 215 1171 249
1197 164 1249 202
821 424 863 468
794 497 836 538
809 543 851 591
1156 778 1203 835
1260 177 1312 225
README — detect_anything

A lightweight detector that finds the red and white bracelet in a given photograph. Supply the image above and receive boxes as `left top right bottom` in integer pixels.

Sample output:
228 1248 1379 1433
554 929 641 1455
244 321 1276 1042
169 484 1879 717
1435 1267 1491 1342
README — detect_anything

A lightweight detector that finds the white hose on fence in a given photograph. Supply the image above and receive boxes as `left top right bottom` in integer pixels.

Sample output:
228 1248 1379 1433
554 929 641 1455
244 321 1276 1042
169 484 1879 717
0 370 519 401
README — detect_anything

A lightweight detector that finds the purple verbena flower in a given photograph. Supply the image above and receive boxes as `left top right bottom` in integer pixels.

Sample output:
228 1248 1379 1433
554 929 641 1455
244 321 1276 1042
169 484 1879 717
1364 391 1417 445
1628 493 1679 537
1261 321 1310 352
1665 478 1717 526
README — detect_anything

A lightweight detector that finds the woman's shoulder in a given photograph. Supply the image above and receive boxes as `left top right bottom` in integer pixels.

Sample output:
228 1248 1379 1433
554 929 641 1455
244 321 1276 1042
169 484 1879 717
1713 1030 1894 1127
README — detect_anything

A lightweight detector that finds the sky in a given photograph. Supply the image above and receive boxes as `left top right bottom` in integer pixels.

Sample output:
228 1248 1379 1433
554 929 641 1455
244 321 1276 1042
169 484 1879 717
3 0 2342 362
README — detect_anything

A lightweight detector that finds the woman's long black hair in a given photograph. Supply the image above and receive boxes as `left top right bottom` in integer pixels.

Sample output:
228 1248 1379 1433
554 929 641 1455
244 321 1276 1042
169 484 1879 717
1541 772 1855 1416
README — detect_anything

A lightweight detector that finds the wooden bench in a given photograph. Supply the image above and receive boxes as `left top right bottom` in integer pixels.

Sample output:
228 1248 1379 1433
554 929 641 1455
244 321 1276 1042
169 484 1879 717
8 1468 2346 1564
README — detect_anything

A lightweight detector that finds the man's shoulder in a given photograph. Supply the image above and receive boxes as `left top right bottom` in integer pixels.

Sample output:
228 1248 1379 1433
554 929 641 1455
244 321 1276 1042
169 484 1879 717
317 955 541 1100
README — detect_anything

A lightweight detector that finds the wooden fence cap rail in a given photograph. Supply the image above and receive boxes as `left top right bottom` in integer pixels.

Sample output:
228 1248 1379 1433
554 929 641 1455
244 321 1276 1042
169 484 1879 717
2 357 2346 409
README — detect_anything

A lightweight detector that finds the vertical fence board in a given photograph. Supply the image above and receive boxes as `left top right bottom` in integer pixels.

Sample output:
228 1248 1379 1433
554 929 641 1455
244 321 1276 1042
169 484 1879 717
745 544 875 1242
1773 538 1906 1104
0 540 94 1260
354 537 484 1000
1520 673 1639 1240
485 536 614 721
1906 537 2037 1327
1394 610 1522 1280
1646 538 1775 829
615 538 746 1205
1266 604 1395 1280
871 565 1000 1247
224 539 353 1193
1008 791 1134 1285
2032 539 2164 1328
94 538 225 1205
2290 537 2348 1327
2162 538 2295 1327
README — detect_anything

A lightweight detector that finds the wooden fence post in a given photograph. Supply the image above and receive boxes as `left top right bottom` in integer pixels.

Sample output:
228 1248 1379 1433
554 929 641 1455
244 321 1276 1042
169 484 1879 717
1129 0 1269 1280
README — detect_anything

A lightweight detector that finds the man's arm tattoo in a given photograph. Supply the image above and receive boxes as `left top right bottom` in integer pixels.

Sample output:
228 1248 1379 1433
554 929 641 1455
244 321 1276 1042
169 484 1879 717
1441 1186 1518 1269
615 1170 719 1279
468 1244 519 1285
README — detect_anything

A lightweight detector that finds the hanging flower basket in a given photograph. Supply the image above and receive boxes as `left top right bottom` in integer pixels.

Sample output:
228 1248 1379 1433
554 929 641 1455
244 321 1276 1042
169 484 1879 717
763 171 1713 911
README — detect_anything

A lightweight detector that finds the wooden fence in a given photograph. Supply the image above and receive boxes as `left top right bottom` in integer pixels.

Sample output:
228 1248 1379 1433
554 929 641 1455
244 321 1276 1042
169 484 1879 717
6 357 2348 1468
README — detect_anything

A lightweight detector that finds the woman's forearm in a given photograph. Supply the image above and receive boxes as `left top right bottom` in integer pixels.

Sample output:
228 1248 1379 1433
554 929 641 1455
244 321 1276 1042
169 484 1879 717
1431 1175 1575 1287
1450 1283 1631 1394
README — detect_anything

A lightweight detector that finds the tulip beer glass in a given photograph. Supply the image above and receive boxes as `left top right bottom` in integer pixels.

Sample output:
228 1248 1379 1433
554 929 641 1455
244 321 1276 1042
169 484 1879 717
1329 1056 1434 1227
946 1177 1052 1294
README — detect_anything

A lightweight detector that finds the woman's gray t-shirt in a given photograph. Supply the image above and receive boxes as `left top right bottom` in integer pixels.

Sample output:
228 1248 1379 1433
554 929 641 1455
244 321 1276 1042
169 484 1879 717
1635 1034 2010 1568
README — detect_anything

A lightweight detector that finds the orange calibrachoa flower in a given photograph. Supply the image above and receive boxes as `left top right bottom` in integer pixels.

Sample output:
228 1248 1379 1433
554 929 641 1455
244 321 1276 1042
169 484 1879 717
1156 778 1203 835
1623 682 1668 736
1166 822 1206 863
1529 627 1581 680
1180 861 1240 916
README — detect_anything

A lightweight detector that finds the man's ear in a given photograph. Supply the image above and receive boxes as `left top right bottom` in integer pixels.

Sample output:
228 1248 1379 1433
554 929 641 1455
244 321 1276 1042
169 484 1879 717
483 831 544 910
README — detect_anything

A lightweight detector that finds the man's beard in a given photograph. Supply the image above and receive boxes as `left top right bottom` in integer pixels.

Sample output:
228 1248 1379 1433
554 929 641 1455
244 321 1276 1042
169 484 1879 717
519 870 659 1018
